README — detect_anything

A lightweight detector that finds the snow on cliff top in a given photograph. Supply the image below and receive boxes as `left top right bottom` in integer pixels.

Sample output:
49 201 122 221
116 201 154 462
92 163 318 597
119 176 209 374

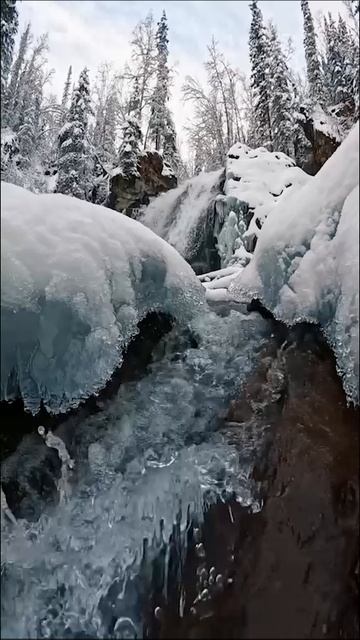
1 183 205 414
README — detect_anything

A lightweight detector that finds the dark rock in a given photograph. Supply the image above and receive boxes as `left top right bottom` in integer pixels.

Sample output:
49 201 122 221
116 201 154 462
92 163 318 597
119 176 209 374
108 151 177 216
154 332 359 639
297 107 341 175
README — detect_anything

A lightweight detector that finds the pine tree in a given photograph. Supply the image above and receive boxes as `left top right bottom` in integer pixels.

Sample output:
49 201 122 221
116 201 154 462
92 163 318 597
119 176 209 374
3 22 31 127
148 10 170 151
300 0 323 104
321 12 358 123
1 0 18 99
119 79 142 178
59 65 72 125
248 0 272 150
162 107 180 174
290 70 312 168
56 68 92 200
268 22 294 156
17 101 36 169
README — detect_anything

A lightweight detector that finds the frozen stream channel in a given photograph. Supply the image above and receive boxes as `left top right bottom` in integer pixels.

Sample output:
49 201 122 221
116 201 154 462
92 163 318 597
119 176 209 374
1 307 272 639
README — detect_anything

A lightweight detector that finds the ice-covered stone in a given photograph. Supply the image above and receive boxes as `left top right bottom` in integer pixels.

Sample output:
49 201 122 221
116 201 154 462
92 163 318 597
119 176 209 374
1 182 205 414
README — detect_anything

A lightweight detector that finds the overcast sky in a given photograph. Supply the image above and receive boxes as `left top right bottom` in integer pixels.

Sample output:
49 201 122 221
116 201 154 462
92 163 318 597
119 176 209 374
17 0 348 153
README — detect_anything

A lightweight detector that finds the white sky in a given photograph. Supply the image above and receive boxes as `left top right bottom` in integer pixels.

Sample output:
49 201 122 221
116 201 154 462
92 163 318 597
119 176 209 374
17 0 348 154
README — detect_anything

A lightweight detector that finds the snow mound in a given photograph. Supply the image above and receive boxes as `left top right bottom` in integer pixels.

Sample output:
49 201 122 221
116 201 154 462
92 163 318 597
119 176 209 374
1 182 205 414
229 123 359 405
215 142 310 267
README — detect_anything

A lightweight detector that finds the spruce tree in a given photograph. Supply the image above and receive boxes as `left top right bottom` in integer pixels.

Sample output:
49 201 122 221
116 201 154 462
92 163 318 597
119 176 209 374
248 0 272 150
1 0 18 99
148 10 170 151
300 0 323 104
59 65 72 125
119 79 142 178
3 22 31 127
268 22 293 156
162 107 180 174
17 101 36 169
56 68 92 200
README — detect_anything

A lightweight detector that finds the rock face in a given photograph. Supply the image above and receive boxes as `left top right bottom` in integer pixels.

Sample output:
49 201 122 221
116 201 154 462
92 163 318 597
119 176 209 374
108 151 177 215
298 106 342 175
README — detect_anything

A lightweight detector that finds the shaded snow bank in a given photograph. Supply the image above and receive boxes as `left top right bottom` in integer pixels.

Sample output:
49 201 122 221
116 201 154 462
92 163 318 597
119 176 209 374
1 182 205 414
229 123 359 405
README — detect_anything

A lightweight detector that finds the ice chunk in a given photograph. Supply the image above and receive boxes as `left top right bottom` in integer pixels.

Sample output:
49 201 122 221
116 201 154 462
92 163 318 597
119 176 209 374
229 123 359 405
1 182 205 414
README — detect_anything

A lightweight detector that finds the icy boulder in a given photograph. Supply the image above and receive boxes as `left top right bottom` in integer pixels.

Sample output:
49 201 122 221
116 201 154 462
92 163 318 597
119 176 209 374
1 182 205 414
214 142 310 267
229 123 359 405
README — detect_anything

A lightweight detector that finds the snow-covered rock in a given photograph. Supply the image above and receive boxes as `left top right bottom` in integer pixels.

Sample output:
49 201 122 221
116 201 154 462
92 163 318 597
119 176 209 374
215 142 310 267
229 123 359 405
1 182 205 414
109 150 177 216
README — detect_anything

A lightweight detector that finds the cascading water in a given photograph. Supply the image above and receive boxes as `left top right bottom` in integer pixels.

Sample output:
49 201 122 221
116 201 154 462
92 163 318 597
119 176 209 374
141 169 224 274
1 308 272 639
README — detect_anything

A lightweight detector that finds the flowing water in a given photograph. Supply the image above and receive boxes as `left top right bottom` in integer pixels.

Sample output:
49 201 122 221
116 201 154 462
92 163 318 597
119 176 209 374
1 307 272 639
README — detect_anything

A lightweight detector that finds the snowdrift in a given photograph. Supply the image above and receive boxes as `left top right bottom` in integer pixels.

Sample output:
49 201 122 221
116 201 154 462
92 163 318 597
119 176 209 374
229 123 359 405
1 183 205 414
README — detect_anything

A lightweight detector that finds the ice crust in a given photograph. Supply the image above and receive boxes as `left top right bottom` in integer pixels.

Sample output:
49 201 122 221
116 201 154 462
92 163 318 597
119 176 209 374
1 182 205 414
229 123 359 405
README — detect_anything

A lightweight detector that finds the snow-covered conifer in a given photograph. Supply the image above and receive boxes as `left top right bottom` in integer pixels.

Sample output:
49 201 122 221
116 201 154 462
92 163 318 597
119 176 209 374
148 10 170 151
1 0 18 99
119 78 142 178
56 67 92 199
3 22 31 126
248 0 272 149
162 107 180 175
300 0 323 104
59 65 72 125
268 22 294 156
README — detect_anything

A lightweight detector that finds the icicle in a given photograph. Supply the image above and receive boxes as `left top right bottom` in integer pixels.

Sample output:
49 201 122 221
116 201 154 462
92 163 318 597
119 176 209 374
38 426 75 504
1 486 17 525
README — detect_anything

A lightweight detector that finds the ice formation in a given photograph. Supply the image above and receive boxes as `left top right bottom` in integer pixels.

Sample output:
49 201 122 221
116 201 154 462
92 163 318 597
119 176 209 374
1 182 205 414
229 123 359 405
38 426 75 503
214 142 310 268
1 309 271 639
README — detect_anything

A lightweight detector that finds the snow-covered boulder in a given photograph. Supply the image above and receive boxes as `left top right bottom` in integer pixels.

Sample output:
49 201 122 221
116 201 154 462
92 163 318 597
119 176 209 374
214 142 310 267
229 123 359 405
1 182 205 414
